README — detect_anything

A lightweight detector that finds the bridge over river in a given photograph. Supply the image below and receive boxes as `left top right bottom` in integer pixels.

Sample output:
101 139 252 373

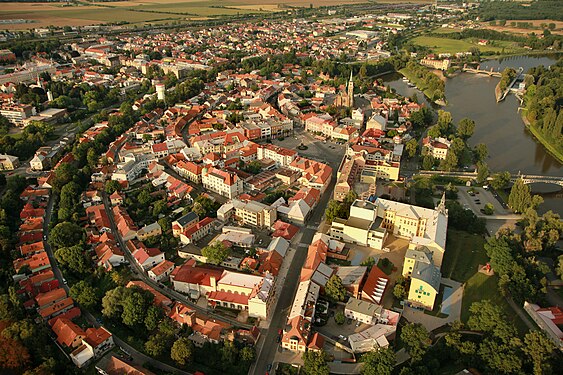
417 170 563 187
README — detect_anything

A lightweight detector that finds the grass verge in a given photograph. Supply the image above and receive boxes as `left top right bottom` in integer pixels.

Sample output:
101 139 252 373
522 113 563 163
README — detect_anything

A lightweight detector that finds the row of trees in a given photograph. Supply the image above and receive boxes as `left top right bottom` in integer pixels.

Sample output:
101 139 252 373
403 61 445 101
524 58 563 155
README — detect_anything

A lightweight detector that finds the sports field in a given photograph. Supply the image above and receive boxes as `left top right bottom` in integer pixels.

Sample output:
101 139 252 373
410 35 525 54
0 0 370 29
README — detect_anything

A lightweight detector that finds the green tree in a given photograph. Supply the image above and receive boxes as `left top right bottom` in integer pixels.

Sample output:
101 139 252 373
508 178 534 213
405 139 418 158
102 286 127 318
476 162 490 184
105 180 121 194
473 143 489 163
302 350 329 375
122 290 150 327
201 241 231 265
400 323 430 363
456 118 475 139
523 331 554 375
49 222 83 249
393 284 407 300
325 274 346 303
145 333 167 357
240 346 255 362
335 311 345 325
171 337 194 365
440 151 458 171
324 199 344 223
483 203 494 215
361 347 395 375
69 281 98 310
145 305 163 331
490 171 511 190
55 244 90 275
422 155 434 170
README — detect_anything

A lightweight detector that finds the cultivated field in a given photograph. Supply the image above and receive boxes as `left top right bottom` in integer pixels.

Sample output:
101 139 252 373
481 19 563 36
410 35 525 54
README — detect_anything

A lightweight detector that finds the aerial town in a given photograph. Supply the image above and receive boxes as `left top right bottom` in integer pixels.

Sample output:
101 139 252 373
0 1 562 375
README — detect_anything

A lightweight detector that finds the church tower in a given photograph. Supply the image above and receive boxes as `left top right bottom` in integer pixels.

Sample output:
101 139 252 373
347 70 354 108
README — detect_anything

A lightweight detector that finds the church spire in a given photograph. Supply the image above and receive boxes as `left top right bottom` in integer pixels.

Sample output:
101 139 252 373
436 192 448 216
347 70 354 108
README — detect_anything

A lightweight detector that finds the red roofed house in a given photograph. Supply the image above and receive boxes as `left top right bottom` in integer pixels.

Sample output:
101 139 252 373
71 327 114 368
148 260 175 282
127 240 164 270
361 266 389 305
52 318 86 348
271 220 299 241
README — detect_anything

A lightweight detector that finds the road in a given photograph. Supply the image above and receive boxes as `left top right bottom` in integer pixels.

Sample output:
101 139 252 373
100 192 249 329
252 170 339 375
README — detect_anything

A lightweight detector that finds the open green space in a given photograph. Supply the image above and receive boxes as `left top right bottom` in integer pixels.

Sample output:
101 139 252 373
462 272 530 335
410 36 524 54
442 230 488 282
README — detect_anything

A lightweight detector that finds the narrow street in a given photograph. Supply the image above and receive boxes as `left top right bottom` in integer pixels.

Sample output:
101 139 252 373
100 192 249 329
252 174 338 375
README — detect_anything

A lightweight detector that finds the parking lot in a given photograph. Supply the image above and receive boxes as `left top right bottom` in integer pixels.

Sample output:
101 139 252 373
457 186 511 217
271 129 347 170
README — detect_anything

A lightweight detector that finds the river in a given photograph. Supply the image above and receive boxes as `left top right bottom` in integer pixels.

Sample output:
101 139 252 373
383 55 561 215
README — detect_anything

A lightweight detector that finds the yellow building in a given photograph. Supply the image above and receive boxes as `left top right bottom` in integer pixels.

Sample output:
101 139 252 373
361 160 400 182
404 248 441 311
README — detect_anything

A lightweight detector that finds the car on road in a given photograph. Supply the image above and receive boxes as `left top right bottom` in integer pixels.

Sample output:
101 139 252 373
43 235 47 240
266 364 272 372
277 335 281 343
62 278 67 285
338 335 347 341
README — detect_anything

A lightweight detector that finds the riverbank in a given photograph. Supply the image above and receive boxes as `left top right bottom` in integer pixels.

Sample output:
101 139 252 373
398 67 446 106
520 110 563 164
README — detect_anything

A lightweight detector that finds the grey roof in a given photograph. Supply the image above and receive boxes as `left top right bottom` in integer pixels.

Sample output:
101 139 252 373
176 212 198 227
345 297 382 317
412 261 441 291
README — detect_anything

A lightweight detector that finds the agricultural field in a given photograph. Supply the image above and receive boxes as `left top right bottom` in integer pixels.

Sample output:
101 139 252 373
410 35 525 54
481 19 563 36
0 0 374 29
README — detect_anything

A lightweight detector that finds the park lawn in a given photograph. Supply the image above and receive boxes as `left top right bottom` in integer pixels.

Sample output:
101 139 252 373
461 272 530 335
410 36 523 54
442 230 488 282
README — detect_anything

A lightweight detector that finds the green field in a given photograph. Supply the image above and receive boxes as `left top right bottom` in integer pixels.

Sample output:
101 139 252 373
462 273 531 335
443 230 531 335
442 230 488 282
410 36 524 54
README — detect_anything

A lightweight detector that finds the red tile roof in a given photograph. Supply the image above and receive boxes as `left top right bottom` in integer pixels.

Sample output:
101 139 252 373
52 318 86 347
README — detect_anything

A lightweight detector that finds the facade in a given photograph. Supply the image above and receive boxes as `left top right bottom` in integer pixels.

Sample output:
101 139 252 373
345 297 383 325
218 199 277 228
202 167 243 199
136 222 162 241
422 136 451 160
148 259 175 282
0 154 19 170
420 58 451 71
